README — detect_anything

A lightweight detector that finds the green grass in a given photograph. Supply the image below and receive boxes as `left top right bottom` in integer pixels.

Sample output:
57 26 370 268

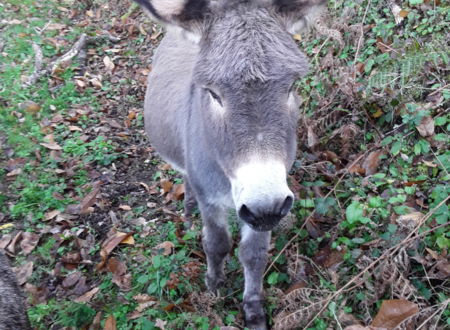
0 0 449 329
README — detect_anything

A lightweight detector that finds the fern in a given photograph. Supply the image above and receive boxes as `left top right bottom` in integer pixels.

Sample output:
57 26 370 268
367 40 449 91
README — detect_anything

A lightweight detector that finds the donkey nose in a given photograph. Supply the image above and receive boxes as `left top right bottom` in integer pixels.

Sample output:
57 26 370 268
238 195 294 231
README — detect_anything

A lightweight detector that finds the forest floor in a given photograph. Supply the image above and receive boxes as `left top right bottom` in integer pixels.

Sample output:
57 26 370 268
0 0 449 329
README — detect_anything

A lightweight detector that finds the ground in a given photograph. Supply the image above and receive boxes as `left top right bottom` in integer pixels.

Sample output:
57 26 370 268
0 0 449 329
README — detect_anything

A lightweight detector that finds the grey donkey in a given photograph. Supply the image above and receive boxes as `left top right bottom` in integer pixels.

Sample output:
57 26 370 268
133 0 326 328
0 252 31 330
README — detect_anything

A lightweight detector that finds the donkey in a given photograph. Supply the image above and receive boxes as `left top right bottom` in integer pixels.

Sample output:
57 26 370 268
133 0 325 328
0 252 31 330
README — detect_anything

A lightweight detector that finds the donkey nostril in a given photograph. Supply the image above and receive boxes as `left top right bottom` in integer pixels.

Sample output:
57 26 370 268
280 196 293 217
239 204 255 222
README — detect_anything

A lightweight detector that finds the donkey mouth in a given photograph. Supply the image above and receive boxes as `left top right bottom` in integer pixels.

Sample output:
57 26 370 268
247 222 279 232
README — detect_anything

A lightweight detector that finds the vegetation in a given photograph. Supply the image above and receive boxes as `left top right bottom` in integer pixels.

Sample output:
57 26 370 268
0 0 448 329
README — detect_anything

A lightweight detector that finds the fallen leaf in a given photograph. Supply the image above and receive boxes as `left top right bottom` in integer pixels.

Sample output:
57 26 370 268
40 142 62 150
62 271 83 289
0 223 14 231
121 235 135 245
20 232 40 255
371 299 419 329
104 315 117 330
107 257 131 291
362 150 384 176
396 212 423 229
118 204 131 211
44 209 60 221
155 319 167 330
7 168 22 176
74 287 99 303
416 116 434 137
97 231 133 269
307 126 319 149
0 234 12 249
19 100 41 114
166 183 185 201
13 261 34 285
103 56 115 72
160 179 173 194
154 241 175 256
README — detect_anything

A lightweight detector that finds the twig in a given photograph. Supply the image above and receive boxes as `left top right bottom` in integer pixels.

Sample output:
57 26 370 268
302 195 450 329
22 31 120 87
354 0 372 65
23 43 44 87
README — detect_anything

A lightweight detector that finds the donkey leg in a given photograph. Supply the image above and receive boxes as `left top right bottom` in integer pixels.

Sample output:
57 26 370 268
239 225 271 330
183 176 198 229
200 202 232 292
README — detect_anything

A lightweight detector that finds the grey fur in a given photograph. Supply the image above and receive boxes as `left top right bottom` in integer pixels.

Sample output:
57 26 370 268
135 0 325 328
0 252 31 330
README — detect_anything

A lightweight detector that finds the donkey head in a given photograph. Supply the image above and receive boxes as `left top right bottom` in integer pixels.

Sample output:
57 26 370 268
135 0 325 232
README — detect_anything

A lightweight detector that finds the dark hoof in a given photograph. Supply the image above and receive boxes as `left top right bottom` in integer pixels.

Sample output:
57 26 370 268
243 300 268 330
205 273 225 293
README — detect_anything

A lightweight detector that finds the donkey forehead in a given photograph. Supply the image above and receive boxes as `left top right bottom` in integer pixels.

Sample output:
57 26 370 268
195 7 309 85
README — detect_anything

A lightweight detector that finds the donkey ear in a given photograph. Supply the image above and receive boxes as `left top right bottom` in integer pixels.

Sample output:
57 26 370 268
273 0 327 34
134 0 210 30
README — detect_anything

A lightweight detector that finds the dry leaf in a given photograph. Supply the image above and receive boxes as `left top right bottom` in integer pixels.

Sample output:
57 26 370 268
307 126 319 149
397 212 423 229
371 299 419 329
362 150 384 176
0 223 14 231
74 287 99 303
98 231 133 269
107 257 131 291
121 235 135 245
155 319 167 330
119 204 131 211
103 315 117 330
13 261 34 285
44 209 60 221
6 168 22 176
160 179 173 194
40 142 62 150
154 241 175 256
416 116 434 137
103 56 115 72
20 232 40 255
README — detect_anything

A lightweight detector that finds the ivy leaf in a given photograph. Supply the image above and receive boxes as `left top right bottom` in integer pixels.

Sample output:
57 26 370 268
346 201 364 224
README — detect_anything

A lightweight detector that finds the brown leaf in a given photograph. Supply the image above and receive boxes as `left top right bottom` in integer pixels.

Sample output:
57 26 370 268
155 319 167 330
416 116 435 137
7 231 23 254
79 184 101 214
62 271 83 289
6 168 22 177
13 261 34 285
104 315 117 330
0 234 13 249
24 283 49 305
40 142 62 150
74 287 99 303
166 183 185 202
154 241 175 256
103 56 115 72
20 232 40 255
19 100 41 114
44 209 60 221
118 204 131 211
313 246 345 270
160 179 173 194
371 299 419 329
107 257 131 291
97 231 133 270
362 150 384 176
307 126 319 149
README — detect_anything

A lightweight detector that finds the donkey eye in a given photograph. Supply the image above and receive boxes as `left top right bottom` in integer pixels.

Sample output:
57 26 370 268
207 89 222 106
289 83 297 94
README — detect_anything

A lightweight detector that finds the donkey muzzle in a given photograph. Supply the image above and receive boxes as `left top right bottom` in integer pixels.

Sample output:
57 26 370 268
231 159 294 232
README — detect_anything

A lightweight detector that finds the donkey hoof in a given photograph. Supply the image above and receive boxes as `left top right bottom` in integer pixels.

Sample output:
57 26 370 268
205 273 225 293
243 300 267 330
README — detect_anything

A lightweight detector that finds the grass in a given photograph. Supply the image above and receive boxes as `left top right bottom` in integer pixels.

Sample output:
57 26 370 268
0 0 449 329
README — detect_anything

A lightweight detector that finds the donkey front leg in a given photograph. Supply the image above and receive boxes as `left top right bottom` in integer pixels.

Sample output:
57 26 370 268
200 202 232 292
240 225 271 330
183 176 198 229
